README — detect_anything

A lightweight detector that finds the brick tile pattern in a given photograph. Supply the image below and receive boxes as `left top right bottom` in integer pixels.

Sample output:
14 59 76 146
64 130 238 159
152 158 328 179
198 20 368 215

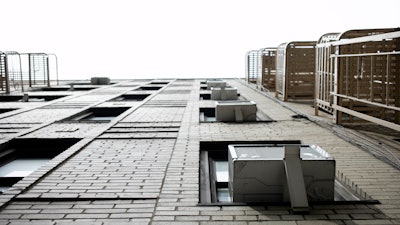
0 199 155 223
0 79 399 225
0 108 82 123
121 107 186 122
21 123 105 138
23 139 176 199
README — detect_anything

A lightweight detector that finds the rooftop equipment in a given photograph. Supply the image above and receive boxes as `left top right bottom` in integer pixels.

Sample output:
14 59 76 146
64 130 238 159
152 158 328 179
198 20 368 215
211 87 238 100
206 80 226 90
215 101 257 122
228 144 335 212
90 77 110 85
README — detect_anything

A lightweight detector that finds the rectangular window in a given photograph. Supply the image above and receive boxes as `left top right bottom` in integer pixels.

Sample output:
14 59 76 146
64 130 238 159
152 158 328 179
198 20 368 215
65 107 129 122
136 86 162 91
0 109 17 114
199 108 216 122
199 141 376 206
200 141 303 204
0 95 67 102
0 138 80 192
35 87 97 91
149 81 169 85
199 94 211 100
110 94 150 101
199 107 273 123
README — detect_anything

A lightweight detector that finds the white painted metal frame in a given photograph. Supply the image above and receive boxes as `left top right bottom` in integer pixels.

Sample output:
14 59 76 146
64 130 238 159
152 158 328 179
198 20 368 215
246 50 261 84
315 30 400 131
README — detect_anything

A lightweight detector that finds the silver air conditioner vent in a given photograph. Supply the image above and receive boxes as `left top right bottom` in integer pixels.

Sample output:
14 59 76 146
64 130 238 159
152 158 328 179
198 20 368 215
228 144 335 212
211 87 238 100
206 80 226 90
215 101 257 122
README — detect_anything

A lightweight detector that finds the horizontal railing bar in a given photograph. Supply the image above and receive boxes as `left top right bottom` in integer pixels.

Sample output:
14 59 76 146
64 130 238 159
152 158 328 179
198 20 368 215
331 51 400 58
332 92 400 112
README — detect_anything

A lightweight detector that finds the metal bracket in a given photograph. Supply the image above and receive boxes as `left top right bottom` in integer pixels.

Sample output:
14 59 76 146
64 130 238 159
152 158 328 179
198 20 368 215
234 107 243 122
284 145 309 212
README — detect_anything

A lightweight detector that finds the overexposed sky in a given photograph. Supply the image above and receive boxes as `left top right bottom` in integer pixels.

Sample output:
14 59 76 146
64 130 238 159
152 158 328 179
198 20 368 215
2 0 400 80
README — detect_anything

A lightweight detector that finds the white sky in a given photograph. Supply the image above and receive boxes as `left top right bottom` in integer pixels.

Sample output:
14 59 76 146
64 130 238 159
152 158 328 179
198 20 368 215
2 0 400 80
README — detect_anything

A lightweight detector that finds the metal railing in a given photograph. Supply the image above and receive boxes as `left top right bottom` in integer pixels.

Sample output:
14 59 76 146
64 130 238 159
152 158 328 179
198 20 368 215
275 41 316 101
258 48 277 90
245 50 261 84
0 51 58 93
315 30 400 131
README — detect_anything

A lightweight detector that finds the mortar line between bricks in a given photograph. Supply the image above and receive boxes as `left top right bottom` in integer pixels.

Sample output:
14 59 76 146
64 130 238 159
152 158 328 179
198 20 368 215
0 80 180 210
12 197 158 202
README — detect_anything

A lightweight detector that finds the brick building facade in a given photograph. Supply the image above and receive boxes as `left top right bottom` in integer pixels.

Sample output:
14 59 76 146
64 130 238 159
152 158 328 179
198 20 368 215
0 79 399 224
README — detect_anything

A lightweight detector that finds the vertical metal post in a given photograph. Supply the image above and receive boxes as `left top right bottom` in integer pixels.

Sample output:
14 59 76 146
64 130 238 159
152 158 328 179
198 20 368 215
18 53 24 92
386 54 390 106
314 47 320 116
370 56 373 102
4 55 10 94
284 145 309 212
28 54 32 87
46 54 50 87
333 46 339 124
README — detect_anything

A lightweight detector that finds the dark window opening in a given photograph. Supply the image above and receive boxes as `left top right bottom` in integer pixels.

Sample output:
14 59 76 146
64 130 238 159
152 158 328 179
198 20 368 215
110 94 150 102
65 107 129 122
136 86 162 91
149 81 169 85
0 138 80 193
199 141 378 206
200 94 211 100
0 108 18 114
199 108 216 122
0 95 67 102
33 87 97 91
200 85 207 90
199 107 273 123
68 82 116 86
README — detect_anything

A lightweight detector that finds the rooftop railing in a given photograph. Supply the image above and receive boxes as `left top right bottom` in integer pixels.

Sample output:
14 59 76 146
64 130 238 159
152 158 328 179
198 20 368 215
0 51 58 94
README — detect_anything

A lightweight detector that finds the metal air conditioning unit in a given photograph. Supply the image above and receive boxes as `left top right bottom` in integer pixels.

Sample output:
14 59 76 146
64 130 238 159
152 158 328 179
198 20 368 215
228 144 335 212
206 80 227 90
91 77 110 85
211 87 238 100
215 101 257 122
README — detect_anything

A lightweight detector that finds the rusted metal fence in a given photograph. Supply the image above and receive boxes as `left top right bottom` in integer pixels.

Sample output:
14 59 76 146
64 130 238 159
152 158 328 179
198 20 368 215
275 41 316 101
0 51 58 93
257 48 277 90
315 28 400 131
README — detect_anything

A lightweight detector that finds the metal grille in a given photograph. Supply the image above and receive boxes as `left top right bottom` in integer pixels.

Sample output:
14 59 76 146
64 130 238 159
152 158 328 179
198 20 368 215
246 50 261 84
315 29 400 131
275 42 316 101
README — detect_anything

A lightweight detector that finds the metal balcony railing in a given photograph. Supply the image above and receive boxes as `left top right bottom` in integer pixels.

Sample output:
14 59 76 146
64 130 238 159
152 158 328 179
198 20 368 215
315 29 400 131
0 51 58 94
